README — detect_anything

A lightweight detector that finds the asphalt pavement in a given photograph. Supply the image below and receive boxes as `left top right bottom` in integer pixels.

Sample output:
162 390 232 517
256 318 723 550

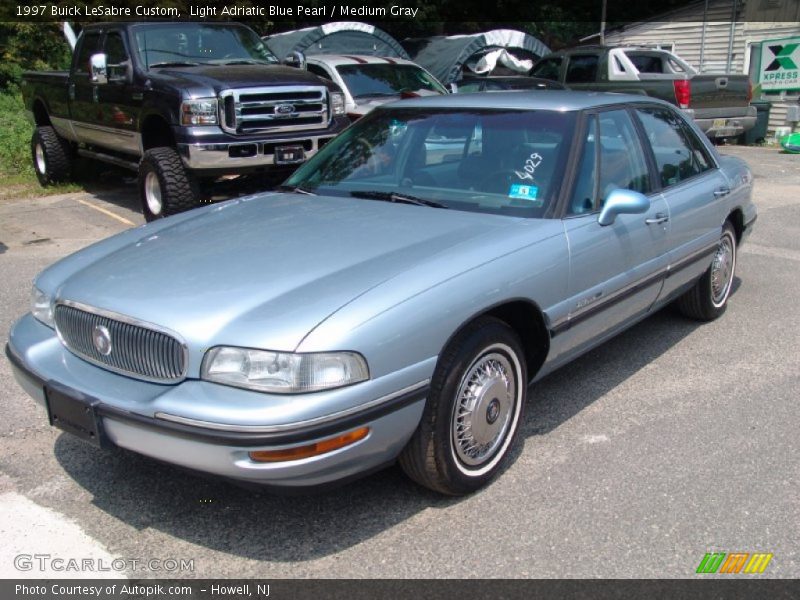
0 145 797 578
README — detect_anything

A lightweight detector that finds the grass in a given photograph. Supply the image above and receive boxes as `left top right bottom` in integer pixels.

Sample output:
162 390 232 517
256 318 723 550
0 91 81 200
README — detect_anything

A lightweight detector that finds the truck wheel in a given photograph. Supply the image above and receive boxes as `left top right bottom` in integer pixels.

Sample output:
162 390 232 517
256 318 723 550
138 147 200 221
31 126 73 186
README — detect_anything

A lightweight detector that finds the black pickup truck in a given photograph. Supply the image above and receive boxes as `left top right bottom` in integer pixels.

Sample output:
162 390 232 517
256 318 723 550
21 22 349 220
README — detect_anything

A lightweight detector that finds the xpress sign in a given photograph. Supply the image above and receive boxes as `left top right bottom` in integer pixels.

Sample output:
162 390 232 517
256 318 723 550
759 36 800 91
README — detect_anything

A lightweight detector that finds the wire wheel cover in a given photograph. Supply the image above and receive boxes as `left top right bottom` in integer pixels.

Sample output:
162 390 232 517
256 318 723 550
452 351 516 467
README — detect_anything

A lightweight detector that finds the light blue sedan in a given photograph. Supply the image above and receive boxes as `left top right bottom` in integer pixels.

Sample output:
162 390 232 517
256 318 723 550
7 92 756 495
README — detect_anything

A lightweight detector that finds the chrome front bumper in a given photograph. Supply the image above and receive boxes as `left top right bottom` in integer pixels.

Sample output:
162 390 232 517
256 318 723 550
176 134 335 171
7 314 431 489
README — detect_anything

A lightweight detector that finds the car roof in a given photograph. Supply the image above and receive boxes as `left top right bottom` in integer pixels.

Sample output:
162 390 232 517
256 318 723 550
389 90 673 111
306 55 418 67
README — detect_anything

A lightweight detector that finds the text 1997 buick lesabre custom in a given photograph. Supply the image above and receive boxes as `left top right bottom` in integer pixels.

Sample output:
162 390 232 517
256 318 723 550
7 92 755 495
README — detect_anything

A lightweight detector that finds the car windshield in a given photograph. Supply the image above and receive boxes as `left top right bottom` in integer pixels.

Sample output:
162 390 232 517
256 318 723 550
337 64 447 98
132 23 278 69
284 107 576 218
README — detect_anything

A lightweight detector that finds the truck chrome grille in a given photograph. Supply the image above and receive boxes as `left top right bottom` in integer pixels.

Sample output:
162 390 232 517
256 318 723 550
54 303 186 383
220 86 329 135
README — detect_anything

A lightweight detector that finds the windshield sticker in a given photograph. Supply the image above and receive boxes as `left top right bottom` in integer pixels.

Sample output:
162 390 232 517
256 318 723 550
508 184 541 205
514 152 543 181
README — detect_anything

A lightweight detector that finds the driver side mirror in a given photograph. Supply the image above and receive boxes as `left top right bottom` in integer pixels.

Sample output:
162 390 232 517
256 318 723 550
90 53 108 84
283 51 307 70
597 189 650 226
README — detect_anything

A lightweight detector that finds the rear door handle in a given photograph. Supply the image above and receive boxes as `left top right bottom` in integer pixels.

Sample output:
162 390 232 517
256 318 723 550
645 212 669 225
714 187 730 198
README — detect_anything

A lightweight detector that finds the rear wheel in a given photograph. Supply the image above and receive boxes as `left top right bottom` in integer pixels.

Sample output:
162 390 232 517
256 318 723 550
138 147 200 221
399 317 527 495
676 221 737 321
31 126 73 185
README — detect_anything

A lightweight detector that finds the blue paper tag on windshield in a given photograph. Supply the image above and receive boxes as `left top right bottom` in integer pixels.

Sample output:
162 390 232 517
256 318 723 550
508 184 540 204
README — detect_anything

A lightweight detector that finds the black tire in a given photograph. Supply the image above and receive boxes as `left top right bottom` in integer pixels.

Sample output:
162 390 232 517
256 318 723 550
676 221 737 321
399 317 527 495
138 147 200 221
31 126 73 186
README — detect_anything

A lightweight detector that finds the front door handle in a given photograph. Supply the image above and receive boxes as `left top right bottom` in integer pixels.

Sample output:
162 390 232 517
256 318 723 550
645 212 669 225
714 187 730 198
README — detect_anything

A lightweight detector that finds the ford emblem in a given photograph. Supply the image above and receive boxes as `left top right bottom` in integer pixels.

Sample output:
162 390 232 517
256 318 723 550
275 103 295 116
92 325 112 356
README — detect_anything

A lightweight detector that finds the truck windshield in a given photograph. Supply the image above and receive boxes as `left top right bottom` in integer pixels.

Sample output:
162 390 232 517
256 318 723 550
131 23 278 69
336 64 447 98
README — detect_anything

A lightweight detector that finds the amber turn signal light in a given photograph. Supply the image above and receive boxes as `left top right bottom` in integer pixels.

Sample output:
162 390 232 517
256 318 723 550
249 427 370 463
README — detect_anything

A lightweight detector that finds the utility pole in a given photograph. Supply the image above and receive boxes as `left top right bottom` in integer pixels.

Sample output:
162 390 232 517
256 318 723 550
600 0 607 45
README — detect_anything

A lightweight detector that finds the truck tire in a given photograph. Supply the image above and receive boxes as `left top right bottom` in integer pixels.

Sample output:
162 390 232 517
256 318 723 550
138 147 201 221
31 126 73 186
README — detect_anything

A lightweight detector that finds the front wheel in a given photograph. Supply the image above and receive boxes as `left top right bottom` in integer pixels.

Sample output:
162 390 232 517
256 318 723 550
138 147 200 221
399 317 527 495
676 221 737 321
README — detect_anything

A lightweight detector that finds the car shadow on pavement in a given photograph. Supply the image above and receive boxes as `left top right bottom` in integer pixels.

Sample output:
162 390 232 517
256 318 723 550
71 159 285 218
52 283 740 563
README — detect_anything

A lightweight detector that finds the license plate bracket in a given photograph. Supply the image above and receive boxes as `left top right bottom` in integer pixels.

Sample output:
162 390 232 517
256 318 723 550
45 382 108 448
274 144 306 165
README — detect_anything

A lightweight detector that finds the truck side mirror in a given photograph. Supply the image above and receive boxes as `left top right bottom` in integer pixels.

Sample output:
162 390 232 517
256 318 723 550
90 53 108 84
283 51 306 70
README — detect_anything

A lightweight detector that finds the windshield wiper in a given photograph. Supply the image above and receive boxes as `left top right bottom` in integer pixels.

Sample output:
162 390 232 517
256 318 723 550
276 184 316 196
350 190 448 209
149 61 201 68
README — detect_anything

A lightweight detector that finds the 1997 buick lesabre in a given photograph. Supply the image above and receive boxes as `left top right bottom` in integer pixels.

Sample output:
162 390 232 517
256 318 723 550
7 92 756 495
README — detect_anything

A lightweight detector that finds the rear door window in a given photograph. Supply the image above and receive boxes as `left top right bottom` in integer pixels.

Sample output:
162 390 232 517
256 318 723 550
531 57 562 81
565 55 599 83
635 107 713 187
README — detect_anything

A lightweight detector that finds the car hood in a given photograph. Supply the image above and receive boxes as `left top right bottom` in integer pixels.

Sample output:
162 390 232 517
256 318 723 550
151 64 336 94
55 194 537 354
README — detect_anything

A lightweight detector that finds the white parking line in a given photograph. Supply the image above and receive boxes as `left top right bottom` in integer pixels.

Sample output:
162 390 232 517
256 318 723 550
0 492 124 579
75 198 136 227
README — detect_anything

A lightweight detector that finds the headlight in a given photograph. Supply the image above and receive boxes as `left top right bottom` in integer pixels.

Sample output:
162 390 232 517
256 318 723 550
201 347 369 393
31 286 54 328
180 98 218 126
330 92 345 116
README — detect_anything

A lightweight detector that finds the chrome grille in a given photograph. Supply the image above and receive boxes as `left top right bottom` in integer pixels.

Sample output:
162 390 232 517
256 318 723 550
54 303 186 383
220 86 329 135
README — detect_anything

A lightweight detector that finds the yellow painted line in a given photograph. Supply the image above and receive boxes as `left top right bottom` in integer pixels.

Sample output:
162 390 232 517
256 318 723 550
75 198 136 226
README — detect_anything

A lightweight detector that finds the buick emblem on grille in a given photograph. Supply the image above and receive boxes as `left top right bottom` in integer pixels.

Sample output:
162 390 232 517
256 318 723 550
92 325 112 356
274 103 295 116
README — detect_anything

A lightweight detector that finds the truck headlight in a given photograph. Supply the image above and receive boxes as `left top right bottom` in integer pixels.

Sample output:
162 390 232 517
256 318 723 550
201 347 369 393
181 98 218 126
330 92 345 116
31 286 54 328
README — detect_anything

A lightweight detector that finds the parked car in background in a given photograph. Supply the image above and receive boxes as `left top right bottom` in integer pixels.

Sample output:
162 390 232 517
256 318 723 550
304 54 447 120
531 46 756 140
22 21 349 221
8 92 755 496
454 75 566 92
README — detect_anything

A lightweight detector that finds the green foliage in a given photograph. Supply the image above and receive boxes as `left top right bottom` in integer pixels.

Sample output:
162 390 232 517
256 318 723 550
0 92 33 177
0 22 72 90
